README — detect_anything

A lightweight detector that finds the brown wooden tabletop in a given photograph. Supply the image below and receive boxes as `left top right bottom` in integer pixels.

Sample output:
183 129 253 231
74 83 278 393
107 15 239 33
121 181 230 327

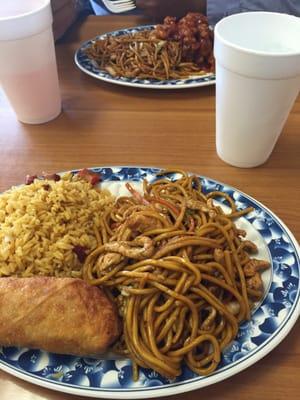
0 15 299 400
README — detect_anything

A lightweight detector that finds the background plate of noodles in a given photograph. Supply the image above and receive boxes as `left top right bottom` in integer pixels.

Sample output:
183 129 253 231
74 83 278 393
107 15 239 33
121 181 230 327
75 24 216 89
0 166 299 399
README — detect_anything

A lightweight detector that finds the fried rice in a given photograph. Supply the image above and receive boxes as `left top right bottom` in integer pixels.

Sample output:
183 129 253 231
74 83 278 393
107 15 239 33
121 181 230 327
0 173 113 278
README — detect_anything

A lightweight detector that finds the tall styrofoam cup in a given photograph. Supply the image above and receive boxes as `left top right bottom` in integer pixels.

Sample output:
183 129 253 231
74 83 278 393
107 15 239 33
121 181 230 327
0 0 61 124
214 12 300 167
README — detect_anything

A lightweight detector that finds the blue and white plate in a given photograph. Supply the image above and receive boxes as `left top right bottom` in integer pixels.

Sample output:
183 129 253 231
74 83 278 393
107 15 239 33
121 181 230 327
0 166 299 399
74 26 216 89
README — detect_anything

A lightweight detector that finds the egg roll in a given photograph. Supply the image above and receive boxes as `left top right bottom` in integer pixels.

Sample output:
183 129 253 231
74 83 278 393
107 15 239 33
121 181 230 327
0 277 120 356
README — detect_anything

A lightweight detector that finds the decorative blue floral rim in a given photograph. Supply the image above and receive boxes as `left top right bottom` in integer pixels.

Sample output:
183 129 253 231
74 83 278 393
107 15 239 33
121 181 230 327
0 167 299 399
74 26 216 89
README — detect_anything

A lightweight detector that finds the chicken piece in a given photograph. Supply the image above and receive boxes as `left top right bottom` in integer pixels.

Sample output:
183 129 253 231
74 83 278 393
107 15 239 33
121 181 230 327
103 236 154 260
126 214 162 235
236 229 247 237
96 252 123 271
186 198 209 212
246 273 263 291
187 198 217 218
239 240 258 254
244 258 270 277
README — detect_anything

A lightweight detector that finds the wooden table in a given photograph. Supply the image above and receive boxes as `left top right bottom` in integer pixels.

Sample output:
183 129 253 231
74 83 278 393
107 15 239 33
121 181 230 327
0 15 299 400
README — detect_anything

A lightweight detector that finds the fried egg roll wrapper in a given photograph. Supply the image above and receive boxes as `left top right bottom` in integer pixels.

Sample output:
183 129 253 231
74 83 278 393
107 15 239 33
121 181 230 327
0 277 120 356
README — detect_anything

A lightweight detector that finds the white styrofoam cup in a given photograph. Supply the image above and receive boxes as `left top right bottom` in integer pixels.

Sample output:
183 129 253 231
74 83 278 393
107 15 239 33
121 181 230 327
214 12 300 167
0 0 61 124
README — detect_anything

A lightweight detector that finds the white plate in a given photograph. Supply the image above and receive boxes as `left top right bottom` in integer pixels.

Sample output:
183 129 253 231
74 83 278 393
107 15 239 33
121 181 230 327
0 166 299 399
74 26 216 89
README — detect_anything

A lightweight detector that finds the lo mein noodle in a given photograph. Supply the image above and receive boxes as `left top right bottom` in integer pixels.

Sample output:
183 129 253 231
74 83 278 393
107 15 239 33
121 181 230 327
83 170 269 379
85 13 214 81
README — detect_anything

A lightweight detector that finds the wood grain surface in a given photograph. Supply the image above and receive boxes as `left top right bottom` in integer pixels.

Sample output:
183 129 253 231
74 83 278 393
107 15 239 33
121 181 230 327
0 15 299 400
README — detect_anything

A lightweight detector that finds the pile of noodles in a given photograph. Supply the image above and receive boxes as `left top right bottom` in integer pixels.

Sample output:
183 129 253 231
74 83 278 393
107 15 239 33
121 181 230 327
83 170 269 379
85 30 211 80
